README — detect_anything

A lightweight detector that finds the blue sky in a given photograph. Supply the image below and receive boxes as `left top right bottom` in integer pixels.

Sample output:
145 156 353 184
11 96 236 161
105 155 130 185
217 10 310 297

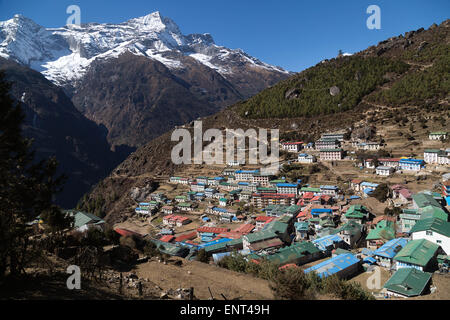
0 0 448 71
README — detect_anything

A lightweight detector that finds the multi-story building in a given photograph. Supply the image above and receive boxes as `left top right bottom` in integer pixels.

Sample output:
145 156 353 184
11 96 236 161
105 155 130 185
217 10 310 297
235 169 259 181
376 166 395 176
315 138 341 150
319 148 343 161
276 183 299 195
399 158 424 171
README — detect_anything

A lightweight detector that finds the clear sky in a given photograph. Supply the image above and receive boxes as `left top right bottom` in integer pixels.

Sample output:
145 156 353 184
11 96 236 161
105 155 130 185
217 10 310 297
0 0 448 72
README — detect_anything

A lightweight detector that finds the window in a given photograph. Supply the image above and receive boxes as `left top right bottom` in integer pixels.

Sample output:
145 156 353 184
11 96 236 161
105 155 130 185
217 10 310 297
436 240 442 244
426 231 433 236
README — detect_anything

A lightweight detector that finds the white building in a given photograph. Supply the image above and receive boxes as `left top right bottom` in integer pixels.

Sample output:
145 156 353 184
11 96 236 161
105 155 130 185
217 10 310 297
411 218 450 255
376 166 395 176
428 131 447 141
281 142 303 153
297 153 316 163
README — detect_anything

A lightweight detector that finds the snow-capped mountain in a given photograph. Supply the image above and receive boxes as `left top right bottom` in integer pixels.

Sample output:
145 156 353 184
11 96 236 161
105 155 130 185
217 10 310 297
0 12 289 87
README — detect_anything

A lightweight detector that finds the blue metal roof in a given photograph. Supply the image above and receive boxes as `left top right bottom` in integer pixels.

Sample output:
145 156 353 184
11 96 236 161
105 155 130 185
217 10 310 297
373 238 409 259
312 234 343 251
320 185 338 190
213 207 228 213
363 257 377 264
360 182 379 188
304 253 360 278
311 208 333 216
276 183 298 187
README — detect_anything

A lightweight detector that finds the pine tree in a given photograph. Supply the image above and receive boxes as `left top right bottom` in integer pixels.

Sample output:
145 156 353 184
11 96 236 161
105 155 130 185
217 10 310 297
0 71 69 280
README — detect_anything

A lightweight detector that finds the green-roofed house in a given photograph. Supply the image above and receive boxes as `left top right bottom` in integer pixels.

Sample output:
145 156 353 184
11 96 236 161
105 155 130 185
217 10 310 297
243 230 279 251
344 205 371 224
204 238 243 255
333 220 365 248
366 220 396 250
66 210 105 232
410 218 450 255
399 209 421 233
265 204 302 218
428 131 447 141
418 206 449 221
266 241 322 266
412 193 441 210
393 239 440 271
383 268 432 298
263 220 291 243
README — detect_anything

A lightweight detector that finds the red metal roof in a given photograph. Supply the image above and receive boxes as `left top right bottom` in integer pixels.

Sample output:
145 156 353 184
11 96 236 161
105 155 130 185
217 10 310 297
279 263 299 271
160 235 175 243
114 228 142 238
174 231 197 242
234 223 255 234
197 226 229 234
255 216 274 222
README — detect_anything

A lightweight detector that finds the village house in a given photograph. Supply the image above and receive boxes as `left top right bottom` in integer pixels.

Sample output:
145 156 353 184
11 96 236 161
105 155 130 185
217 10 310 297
410 218 450 254
169 176 190 185
176 202 195 212
254 216 276 231
360 182 379 197
319 148 343 161
243 230 280 251
304 253 361 279
315 138 341 150
344 205 371 224
276 183 299 195
294 221 309 241
378 158 401 169
424 149 449 165
227 160 245 166
251 173 271 186
281 141 303 153
239 191 252 202
364 159 376 169
163 215 192 227
321 132 345 142
312 234 346 254
373 238 409 269
320 185 339 197
251 193 297 208
383 268 432 298
235 169 260 181
333 220 364 248
222 168 236 176
265 204 302 218
135 202 151 216
376 166 395 176
428 131 447 141
161 205 174 215
399 209 422 233
197 226 230 242
391 185 412 204
265 241 322 266
350 179 363 192
366 220 396 250
297 153 316 163
399 158 424 171
393 238 440 272
68 210 106 233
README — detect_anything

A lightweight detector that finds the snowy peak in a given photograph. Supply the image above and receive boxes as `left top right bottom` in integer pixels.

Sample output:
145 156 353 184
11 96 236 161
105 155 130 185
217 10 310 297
0 12 289 87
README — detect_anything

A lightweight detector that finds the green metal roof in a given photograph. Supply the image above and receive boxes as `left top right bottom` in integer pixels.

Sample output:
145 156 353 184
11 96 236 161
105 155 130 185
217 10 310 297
412 193 441 209
419 206 448 221
383 268 432 297
263 221 289 234
301 187 321 193
345 205 370 219
333 220 362 236
266 242 320 266
410 218 450 237
366 220 395 241
244 230 278 243
394 239 439 267
68 210 104 229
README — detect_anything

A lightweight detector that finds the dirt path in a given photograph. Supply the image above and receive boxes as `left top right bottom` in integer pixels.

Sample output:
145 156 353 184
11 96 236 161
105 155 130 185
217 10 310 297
135 258 274 300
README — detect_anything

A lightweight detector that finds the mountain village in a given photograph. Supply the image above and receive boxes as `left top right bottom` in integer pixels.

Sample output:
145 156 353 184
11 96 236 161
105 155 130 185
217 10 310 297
66 128 450 299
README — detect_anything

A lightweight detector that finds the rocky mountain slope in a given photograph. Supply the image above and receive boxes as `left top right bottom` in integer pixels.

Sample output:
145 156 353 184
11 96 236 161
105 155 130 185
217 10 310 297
0 12 290 148
78 19 449 224
0 58 128 207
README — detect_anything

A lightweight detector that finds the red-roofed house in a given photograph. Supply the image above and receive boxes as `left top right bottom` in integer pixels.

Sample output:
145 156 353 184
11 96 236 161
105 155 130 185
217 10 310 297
234 223 255 234
174 231 197 243
255 216 275 231
160 235 175 243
